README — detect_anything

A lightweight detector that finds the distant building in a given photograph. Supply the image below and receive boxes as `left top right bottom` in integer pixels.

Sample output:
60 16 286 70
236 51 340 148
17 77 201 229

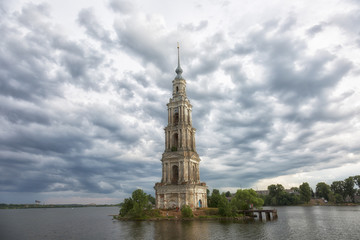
154 44 207 209
255 190 269 195
255 189 300 195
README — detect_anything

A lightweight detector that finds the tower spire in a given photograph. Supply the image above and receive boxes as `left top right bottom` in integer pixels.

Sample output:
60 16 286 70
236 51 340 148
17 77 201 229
175 42 183 79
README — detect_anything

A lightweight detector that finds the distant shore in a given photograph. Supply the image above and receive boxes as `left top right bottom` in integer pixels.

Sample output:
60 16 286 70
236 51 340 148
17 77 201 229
0 204 119 209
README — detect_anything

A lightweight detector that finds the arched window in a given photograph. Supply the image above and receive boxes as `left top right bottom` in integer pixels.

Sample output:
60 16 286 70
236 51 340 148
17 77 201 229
174 113 179 125
172 133 178 149
176 86 179 93
172 165 179 184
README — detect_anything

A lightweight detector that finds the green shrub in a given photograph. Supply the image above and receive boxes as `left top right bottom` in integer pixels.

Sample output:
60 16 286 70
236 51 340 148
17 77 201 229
181 205 193 218
145 209 161 218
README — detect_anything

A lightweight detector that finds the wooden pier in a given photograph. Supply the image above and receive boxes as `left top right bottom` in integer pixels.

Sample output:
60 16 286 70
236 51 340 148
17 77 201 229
238 209 278 221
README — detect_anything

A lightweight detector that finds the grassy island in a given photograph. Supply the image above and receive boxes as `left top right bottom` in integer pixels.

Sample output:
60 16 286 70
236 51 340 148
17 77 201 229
115 189 266 221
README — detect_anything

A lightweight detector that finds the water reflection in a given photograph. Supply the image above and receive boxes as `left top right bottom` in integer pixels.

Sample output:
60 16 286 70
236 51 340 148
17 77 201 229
118 207 360 240
153 221 210 239
2 206 360 240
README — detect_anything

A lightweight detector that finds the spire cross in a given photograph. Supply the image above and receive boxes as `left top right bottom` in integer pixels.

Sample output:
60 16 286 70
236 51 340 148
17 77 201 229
177 42 180 68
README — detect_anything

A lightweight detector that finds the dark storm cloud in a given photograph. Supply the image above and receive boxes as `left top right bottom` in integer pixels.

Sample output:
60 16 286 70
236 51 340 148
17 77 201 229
0 2 106 104
108 0 134 14
188 56 221 78
306 24 325 37
0 24 60 101
193 15 357 189
113 16 175 73
237 22 353 108
0 3 165 198
0 97 51 126
77 8 113 46
331 7 360 34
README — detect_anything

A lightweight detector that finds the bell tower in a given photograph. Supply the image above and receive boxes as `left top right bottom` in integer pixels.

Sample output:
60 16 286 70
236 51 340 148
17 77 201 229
154 43 207 209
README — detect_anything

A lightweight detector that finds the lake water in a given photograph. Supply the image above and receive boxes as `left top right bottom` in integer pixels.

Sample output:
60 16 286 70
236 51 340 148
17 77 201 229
1 206 360 240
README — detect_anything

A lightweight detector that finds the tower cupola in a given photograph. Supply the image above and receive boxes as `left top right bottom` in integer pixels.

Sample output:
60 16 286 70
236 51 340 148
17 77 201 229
172 43 187 98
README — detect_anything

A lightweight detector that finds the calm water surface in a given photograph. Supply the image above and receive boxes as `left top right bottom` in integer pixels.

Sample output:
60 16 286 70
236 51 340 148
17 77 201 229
1 206 359 240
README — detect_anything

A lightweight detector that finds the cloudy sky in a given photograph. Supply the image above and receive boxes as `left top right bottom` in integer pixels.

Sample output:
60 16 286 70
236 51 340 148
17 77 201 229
0 0 359 204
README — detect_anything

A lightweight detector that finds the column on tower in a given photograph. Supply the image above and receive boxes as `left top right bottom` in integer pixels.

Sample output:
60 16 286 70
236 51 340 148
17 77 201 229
181 106 184 122
178 160 182 183
193 131 196 151
161 162 164 182
168 130 170 150
170 107 173 125
186 128 190 149
168 107 170 124
189 109 192 124
164 163 166 182
181 128 185 149
167 163 171 183
179 106 182 122
188 160 191 181
184 106 187 122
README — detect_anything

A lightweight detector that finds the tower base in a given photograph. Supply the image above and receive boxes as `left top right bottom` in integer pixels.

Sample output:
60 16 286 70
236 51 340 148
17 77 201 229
154 183 207 209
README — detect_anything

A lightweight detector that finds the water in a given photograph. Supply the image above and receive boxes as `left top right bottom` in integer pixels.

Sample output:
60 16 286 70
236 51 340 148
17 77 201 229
1 206 360 240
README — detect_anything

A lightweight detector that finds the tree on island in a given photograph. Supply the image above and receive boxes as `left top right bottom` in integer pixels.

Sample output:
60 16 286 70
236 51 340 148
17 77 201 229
344 177 356 202
208 189 264 217
119 189 152 218
208 189 222 208
299 182 312 203
316 182 331 201
218 194 236 217
331 181 345 203
231 189 264 210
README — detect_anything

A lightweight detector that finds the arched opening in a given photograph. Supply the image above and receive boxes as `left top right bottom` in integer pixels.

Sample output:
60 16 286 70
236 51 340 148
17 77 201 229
199 199 202 208
190 132 193 150
176 86 179 93
174 113 179 125
172 133 178 151
171 165 179 184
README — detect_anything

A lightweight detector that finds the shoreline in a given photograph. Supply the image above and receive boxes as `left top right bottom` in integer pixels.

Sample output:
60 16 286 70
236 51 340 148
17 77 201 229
113 215 256 222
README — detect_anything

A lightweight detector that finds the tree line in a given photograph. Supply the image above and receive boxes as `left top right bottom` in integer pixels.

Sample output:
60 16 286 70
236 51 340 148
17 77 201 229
207 175 360 207
316 175 360 203
263 175 360 205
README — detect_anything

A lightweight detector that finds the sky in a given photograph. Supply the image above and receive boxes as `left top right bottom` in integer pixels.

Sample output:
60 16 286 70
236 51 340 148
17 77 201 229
0 0 359 204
